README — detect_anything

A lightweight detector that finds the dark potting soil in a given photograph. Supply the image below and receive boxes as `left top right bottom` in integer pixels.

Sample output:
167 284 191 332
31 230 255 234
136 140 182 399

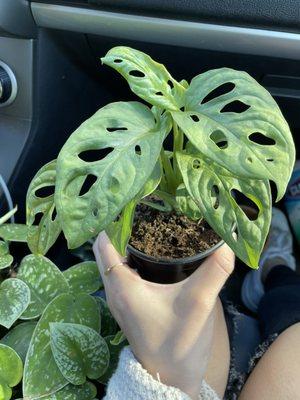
129 203 220 259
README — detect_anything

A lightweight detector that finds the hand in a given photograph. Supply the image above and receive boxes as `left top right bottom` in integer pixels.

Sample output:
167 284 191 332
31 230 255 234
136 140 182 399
93 233 234 400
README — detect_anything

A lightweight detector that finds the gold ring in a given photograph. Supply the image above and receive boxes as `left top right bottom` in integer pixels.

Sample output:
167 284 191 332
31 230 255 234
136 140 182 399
104 260 126 276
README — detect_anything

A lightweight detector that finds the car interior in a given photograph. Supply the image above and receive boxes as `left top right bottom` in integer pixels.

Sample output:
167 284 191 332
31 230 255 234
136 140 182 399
0 0 299 396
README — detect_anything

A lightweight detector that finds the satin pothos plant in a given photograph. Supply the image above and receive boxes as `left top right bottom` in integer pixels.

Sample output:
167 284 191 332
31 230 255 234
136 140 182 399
24 47 295 268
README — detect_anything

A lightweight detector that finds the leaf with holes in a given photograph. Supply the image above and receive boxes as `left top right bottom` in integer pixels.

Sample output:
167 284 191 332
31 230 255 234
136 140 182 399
18 255 69 320
55 101 171 249
26 160 61 255
0 279 30 329
42 382 97 400
106 160 162 255
175 184 202 221
23 293 100 399
63 261 103 295
0 240 13 269
172 68 295 200
1 322 37 362
177 151 272 268
101 46 186 110
50 322 109 385
0 344 23 400
0 223 34 242
98 335 127 385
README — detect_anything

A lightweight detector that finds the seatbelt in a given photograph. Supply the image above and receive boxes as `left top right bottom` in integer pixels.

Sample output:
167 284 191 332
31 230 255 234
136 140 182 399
0 174 15 223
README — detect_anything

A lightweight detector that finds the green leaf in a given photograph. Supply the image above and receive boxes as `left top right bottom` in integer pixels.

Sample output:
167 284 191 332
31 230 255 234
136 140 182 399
101 46 185 110
0 241 13 270
23 293 100 399
95 297 117 337
0 279 30 329
0 224 33 242
63 261 103 294
175 184 202 221
172 68 295 200
41 382 97 400
110 330 126 346
106 160 162 256
98 336 127 385
50 322 109 385
0 207 17 225
177 151 271 268
1 322 37 362
0 344 23 400
18 255 69 320
55 101 170 249
26 160 61 255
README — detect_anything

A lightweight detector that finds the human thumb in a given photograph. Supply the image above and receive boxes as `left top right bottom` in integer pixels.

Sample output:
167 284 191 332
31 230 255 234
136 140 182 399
189 243 235 303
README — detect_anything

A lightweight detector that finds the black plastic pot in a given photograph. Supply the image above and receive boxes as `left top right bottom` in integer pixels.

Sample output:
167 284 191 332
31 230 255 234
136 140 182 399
127 240 224 284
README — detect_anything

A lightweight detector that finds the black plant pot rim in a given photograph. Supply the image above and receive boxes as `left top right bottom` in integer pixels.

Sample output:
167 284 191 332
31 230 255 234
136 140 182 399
127 238 225 265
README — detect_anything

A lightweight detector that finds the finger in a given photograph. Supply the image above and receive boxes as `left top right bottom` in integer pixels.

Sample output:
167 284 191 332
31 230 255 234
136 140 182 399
189 242 235 302
93 231 140 288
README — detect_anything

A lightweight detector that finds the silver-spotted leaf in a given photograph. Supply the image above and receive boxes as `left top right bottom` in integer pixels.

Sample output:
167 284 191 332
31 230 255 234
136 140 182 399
0 279 30 329
98 335 127 385
63 261 103 294
96 297 117 337
26 160 61 255
0 224 33 243
55 101 170 248
0 241 13 270
42 382 97 400
23 293 100 399
18 255 69 320
106 160 162 255
0 344 23 400
101 46 185 110
172 68 295 200
1 322 37 363
177 152 271 268
0 207 17 225
50 322 109 385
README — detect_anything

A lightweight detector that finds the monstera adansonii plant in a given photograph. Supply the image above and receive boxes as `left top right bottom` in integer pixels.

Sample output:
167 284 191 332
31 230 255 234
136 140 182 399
27 46 295 269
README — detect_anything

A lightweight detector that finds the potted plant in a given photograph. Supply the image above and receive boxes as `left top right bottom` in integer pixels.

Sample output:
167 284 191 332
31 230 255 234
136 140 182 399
2 46 294 283
49 46 294 282
0 207 126 400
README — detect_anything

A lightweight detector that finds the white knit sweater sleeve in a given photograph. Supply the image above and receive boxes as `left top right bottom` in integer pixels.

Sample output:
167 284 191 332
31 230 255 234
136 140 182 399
104 347 220 400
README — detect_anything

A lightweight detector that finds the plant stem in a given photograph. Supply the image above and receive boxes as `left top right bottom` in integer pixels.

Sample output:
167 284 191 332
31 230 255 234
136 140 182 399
160 149 177 194
172 121 183 186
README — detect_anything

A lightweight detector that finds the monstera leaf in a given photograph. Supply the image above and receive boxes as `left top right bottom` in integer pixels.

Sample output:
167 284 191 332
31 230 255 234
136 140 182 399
0 279 30 329
63 261 103 294
18 255 69 319
50 322 109 385
175 184 202 221
26 160 61 255
55 101 171 248
0 240 13 270
1 321 37 362
172 68 295 200
102 46 185 110
0 344 23 400
177 151 271 268
106 160 162 255
42 382 97 400
23 293 100 399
